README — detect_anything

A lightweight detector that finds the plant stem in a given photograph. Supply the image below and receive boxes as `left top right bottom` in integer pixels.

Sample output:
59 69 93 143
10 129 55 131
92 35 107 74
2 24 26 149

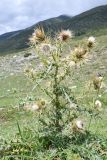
53 63 62 132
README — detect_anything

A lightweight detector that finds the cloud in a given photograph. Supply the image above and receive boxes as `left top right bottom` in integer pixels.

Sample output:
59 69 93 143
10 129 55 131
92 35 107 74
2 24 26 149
0 0 107 35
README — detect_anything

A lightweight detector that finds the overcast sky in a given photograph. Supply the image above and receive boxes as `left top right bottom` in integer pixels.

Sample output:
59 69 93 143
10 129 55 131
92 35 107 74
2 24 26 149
0 0 107 35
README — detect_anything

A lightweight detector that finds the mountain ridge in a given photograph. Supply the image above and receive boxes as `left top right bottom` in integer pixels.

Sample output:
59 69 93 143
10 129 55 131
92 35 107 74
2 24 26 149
0 5 107 54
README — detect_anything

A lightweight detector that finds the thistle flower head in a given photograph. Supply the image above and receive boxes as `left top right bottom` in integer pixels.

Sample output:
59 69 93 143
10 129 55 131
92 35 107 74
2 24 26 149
87 36 95 48
29 27 45 44
31 104 40 111
37 99 46 109
76 120 84 130
29 36 37 45
24 103 40 112
97 73 103 81
58 29 73 41
95 100 102 111
72 119 85 133
93 74 103 90
40 43 52 53
71 47 88 63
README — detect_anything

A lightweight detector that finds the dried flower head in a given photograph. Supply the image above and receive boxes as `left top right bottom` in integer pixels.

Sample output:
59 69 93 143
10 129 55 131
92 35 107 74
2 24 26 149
93 74 103 90
31 104 40 111
29 27 45 44
24 103 40 112
76 120 84 130
71 47 88 63
95 100 102 111
70 102 77 109
29 36 36 45
37 99 46 109
58 29 73 41
87 36 95 48
40 43 52 53
72 119 85 133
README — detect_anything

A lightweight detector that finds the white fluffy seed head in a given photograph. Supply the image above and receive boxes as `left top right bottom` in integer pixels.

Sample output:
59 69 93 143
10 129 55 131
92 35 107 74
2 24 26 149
95 100 102 110
98 76 103 81
58 29 73 41
88 36 96 44
70 103 77 109
31 104 40 111
75 120 84 129
40 43 51 53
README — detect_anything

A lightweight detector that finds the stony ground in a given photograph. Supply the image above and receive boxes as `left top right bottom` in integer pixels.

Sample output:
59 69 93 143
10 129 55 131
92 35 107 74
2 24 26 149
0 50 39 76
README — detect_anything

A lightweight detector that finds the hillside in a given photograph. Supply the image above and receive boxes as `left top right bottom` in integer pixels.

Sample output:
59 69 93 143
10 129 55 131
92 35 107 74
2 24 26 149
0 5 107 54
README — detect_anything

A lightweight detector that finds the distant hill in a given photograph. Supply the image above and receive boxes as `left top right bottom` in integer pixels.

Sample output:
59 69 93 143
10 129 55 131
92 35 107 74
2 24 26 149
0 5 107 54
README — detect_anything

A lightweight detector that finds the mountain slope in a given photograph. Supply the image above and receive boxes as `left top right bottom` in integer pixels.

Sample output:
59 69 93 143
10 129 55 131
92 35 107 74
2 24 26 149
0 5 107 54
0 15 72 54
60 5 107 35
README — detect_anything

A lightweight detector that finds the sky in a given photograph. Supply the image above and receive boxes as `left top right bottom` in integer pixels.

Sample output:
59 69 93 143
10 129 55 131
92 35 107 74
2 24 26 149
0 0 107 35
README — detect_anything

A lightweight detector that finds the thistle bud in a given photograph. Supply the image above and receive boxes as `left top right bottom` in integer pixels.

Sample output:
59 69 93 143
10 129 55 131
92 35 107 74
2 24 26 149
31 104 40 111
87 36 95 48
72 119 85 133
95 100 102 111
71 47 88 63
37 99 46 109
93 74 103 90
58 30 73 41
29 27 45 44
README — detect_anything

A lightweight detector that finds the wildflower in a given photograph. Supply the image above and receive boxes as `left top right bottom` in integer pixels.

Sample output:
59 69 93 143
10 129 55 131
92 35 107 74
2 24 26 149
72 119 85 132
58 29 73 41
29 27 45 44
70 102 77 109
40 43 52 53
23 101 45 112
93 73 103 90
71 47 88 63
87 36 95 48
31 104 40 111
76 120 84 130
95 100 102 111
37 99 46 109
29 36 37 45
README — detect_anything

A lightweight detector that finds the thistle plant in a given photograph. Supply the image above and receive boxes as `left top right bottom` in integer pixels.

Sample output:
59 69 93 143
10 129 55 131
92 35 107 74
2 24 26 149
26 27 98 137
1 28 107 160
